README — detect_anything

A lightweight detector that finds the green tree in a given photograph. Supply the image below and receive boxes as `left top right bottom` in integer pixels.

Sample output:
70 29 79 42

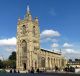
9 51 16 60
0 52 16 69
69 59 72 62
8 51 16 69
0 60 3 68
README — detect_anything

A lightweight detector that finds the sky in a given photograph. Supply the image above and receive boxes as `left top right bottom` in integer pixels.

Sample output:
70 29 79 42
0 0 80 60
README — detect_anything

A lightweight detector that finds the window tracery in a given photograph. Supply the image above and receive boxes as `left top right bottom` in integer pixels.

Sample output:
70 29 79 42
22 40 27 52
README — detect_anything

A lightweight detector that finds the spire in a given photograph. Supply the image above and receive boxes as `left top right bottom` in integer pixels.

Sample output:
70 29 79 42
26 5 30 15
25 5 32 20
27 5 30 13
27 0 29 12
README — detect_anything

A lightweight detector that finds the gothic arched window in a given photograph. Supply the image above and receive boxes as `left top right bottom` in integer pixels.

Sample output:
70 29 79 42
48 57 50 68
22 40 27 52
22 25 26 34
33 26 35 36
41 57 45 67
51 58 53 66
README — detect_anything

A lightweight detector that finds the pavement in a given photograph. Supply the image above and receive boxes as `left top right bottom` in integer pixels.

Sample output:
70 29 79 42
0 72 80 76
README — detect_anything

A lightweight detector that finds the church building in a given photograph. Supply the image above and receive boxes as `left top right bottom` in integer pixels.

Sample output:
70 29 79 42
16 5 67 71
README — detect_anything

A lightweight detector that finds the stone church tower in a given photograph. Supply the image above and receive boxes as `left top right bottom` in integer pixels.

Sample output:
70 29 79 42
16 5 40 71
16 5 67 71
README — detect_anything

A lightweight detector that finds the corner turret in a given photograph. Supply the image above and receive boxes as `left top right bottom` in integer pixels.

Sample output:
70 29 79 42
34 17 39 24
18 17 21 25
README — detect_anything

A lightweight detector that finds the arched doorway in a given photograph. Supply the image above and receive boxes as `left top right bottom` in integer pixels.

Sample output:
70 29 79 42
23 63 26 70
35 61 37 69
22 40 27 70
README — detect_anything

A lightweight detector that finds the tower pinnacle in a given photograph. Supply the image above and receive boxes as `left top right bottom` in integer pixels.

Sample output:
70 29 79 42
25 5 32 20
27 5 30 13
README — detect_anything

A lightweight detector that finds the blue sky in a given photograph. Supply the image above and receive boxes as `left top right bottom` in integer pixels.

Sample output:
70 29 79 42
0 0 80 60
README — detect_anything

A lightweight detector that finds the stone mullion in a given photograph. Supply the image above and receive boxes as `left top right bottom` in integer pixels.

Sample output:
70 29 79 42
45 53 48 69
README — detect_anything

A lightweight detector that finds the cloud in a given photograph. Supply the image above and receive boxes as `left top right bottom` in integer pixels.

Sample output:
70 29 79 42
5 47 16 52
53 49 60 53
40 38 58 43
63 42 73 48
0 56 3 60
51 43 59 48
52 39 59 42
0 37 16 46
63 49 79 54
62 48 80 59
40 29 60 39
40 38 51 43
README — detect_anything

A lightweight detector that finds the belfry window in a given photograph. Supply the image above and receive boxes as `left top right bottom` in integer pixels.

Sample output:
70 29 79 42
33 26 35 36
22 25 26 34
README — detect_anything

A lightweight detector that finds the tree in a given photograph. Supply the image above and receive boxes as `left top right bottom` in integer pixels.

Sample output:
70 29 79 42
0 60 3 68
75 59 80 61
9 51 16 60
69 59 72 62
8 51 16 69
3 60 11 68
0 52 16 69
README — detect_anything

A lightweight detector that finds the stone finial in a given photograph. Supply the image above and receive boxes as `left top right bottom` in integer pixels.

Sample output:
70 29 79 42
25 5 32 21
27 5 30 13
18 17 21 24
18 17 21 21
34 17 38 23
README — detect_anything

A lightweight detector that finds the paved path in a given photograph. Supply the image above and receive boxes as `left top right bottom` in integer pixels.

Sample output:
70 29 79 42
0 72 80 76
